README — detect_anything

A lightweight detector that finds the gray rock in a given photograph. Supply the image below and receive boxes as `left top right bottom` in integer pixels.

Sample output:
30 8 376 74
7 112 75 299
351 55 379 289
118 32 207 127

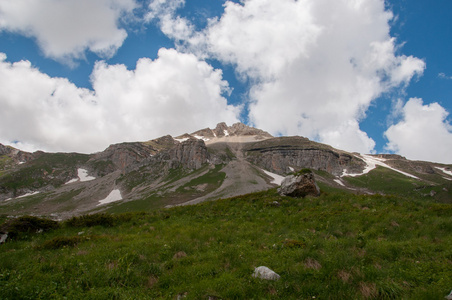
0 232 8 244
252 266 280 281
445 290 452 300
278 172 320 198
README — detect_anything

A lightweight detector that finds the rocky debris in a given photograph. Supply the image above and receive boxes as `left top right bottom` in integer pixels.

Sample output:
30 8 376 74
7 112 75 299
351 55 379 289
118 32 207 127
252 266 280 281
278 171 320 198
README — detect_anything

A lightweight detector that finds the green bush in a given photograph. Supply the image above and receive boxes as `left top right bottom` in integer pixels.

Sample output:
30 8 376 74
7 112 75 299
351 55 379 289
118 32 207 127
64 213 116 228
1 215 59 240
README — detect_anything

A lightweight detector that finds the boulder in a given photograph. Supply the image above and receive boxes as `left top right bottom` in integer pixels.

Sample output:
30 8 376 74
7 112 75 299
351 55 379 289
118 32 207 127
278 171 320 197
252 266 280 281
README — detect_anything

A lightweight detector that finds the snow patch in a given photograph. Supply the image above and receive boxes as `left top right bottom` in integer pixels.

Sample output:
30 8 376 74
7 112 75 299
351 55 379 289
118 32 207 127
78 168 96 181
18 161 25 165
342 154 419 179
443 177 452 181
65 168 96 184
17 191 40 199
334 179 345 186
175 137 189 143
193 135 210 141
223 130 229 136
262 169 285 185
436 167 452 177
288 167 294 172
65 178 79 184
97 189 122 206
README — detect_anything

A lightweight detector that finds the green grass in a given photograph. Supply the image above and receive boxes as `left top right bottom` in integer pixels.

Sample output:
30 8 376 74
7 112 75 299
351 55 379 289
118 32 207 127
0 152 90 195
176 165 226 195
1 189 452 299
343 166 452 202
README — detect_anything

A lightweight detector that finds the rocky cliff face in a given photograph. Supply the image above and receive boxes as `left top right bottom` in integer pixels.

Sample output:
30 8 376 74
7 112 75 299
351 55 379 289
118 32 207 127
244 137 366 176
90 142 157 175
166 138 209 170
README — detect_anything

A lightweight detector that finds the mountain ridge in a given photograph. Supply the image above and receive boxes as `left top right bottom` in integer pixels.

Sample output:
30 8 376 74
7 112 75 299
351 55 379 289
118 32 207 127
0 122 451 218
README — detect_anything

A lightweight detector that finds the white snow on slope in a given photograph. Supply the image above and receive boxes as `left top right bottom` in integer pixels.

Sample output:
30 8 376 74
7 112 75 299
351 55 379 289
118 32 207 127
193 135 210 141
436 167 452 177
79 168 96 181
175 137 189 143
97 189 122 206
65 168 96 184
262 169 285 185
17 191 40 199
334 179 345 186
224 130 229 136
342 154 419 179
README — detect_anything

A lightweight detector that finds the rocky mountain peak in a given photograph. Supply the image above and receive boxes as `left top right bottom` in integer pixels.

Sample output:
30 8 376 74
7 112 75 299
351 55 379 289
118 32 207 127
186 122 273 142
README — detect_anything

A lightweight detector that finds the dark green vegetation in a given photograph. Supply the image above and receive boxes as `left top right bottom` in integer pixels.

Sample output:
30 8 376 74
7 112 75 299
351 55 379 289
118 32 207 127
1 190 452 299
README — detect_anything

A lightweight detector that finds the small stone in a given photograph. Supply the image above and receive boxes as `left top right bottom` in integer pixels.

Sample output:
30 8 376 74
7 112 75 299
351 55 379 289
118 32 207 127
0 232 8 244
252 266 280 281
173 251 187 259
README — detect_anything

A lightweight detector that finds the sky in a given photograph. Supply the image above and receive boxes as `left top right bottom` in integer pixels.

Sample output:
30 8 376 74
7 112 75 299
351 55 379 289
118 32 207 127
0 0 451 164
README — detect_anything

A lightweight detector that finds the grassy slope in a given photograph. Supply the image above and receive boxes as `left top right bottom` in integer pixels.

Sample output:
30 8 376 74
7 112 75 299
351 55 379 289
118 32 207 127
1 190 452 299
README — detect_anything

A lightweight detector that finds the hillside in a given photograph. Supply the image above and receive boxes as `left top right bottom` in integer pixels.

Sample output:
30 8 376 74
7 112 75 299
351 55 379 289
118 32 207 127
1 189 452 299
0 122 451 219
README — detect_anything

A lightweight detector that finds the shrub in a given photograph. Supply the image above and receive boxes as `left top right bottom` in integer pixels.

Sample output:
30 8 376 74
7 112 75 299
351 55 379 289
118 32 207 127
64 213 116 228
1 216 59 240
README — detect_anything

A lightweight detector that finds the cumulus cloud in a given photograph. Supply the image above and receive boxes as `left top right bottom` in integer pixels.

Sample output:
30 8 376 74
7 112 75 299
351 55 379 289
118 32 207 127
0 51 240 153
0 0 137 63
205 0 425 153
385 98 452 164
155 0 426 154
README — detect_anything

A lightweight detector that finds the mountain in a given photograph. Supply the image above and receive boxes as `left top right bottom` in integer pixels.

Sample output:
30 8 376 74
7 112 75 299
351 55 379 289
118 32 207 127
0 122 451 219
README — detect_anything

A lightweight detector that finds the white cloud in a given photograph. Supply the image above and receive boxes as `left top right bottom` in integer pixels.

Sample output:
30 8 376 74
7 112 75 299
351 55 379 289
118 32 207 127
384 98 452 164
157 0 425 154
439 72 452 80
0 50 240 153
0 0 137 63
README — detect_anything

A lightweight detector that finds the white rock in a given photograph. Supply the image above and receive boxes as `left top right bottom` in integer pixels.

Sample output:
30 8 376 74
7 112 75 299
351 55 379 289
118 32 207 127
0 233 8 244
252 266 280 281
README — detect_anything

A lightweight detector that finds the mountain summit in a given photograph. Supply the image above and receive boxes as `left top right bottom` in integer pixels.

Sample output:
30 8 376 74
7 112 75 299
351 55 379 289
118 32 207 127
0 122 451 218
176 122 273 143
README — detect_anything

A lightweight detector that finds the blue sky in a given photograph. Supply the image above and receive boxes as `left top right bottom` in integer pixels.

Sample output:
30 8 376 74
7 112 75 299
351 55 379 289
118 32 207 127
0 0 451 164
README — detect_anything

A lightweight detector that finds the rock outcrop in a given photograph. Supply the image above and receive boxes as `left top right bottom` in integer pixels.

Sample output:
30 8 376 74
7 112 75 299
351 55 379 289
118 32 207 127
189 122 273 140
278 171 320 198
167 138 209 170
245 136 366 176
